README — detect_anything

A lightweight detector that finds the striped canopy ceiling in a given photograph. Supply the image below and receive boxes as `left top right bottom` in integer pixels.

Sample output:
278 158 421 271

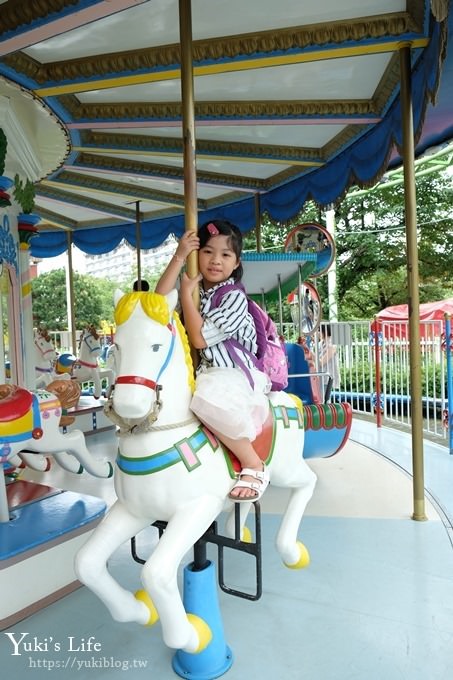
0 0 450 257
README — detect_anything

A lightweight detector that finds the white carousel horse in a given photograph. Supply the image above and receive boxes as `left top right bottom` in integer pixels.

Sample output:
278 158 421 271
0 380 113 523
57 325 114 399
34 328 62 388
75 289 317 655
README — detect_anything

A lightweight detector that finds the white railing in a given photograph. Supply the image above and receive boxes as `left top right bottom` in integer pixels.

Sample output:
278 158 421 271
47 320 450 442
280 319 449 442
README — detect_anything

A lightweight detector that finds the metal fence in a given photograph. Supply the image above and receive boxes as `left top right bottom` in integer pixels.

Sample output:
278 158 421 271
48 318 451 443
281 319 450 443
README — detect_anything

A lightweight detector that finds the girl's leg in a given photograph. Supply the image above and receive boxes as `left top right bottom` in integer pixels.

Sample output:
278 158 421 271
208 428 267 500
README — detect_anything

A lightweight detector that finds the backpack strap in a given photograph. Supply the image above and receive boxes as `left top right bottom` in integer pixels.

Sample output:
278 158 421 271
210 281 245 308
222 338 258 389
210 282 257 389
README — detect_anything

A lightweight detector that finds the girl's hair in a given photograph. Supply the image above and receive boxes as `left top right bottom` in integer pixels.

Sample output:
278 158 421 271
198 219 244 281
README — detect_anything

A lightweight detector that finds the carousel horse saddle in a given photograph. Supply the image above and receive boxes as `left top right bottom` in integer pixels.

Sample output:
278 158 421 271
0 385 33 422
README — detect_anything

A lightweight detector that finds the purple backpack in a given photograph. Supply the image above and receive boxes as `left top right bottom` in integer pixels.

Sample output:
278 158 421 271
211 283 288 392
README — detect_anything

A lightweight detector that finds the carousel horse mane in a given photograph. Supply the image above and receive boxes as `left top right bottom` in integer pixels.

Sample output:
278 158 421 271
46 379 81 426
35 327 52 342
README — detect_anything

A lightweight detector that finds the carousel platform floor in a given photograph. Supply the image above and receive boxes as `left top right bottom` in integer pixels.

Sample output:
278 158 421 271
1 421 452 679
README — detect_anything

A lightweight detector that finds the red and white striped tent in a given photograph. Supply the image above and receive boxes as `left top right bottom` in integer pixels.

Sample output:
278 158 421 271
373 298 453 339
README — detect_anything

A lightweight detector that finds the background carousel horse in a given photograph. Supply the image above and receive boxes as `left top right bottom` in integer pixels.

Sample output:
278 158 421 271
0 379 113 523
105 343 117 376
33 327 64 388
56 325 114 399
75 289 317 656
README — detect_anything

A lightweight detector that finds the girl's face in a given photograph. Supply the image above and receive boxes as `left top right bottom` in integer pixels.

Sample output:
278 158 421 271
198 234 240 289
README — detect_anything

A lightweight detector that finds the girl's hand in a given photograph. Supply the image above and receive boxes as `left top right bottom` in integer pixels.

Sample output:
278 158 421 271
180 271 202 298
175 231 200 261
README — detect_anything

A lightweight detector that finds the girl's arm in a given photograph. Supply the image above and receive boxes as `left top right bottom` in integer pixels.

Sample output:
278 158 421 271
155 231 200 295
180 272 206 348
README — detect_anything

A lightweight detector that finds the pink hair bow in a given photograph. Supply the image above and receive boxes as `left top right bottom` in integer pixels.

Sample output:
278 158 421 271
207 222 219 235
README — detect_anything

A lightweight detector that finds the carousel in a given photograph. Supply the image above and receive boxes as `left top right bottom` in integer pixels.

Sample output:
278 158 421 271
0 1 451 678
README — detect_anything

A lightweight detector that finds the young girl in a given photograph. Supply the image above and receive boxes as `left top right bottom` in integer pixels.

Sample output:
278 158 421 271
155 219 270 501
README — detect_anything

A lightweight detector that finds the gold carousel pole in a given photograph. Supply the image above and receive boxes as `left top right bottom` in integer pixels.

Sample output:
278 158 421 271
254 193 262 253
135 200 142 288
399 43 426 521
66 232 77 355
179 0 198 284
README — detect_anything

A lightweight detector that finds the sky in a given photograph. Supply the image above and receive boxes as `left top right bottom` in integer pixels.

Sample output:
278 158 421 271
36 247 86 275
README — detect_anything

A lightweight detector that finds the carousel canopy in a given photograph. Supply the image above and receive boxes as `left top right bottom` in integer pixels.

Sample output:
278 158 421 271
0 0 451 258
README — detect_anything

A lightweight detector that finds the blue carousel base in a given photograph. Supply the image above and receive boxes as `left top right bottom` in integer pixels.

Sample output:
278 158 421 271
1 481 106 629
173 560 233 680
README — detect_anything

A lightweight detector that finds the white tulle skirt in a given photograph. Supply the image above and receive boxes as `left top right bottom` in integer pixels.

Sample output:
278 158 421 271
190 367 270 441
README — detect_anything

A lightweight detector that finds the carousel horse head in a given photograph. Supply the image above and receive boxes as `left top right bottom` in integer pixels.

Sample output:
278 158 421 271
68 324 113 399
110 288 192 423
34 327 57 366
78 324 102 360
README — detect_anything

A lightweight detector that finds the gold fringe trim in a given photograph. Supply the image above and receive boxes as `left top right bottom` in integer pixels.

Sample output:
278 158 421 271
1 0 79 33
4 12 424 84
62 98 378 123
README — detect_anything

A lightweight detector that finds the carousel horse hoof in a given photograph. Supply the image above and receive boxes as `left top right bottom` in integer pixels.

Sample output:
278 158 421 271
241 526 252 543
135 589 159 626
228 465 269 503
186 613 213 653
284 541 310 570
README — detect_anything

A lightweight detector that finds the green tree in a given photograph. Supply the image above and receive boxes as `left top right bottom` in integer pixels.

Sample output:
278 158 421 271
31 269 117 330
240 170 453 320
332 172 453 318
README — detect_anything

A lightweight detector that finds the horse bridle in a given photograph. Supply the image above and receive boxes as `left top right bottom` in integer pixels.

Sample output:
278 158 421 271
106 320 176 429
75 330 101 369
34 337 55 360
82 330 101 354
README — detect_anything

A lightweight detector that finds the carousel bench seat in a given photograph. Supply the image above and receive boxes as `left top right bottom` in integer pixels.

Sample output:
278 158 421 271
302 402 353 459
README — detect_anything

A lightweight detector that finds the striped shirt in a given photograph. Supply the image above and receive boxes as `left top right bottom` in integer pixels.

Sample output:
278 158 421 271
199 279 257 371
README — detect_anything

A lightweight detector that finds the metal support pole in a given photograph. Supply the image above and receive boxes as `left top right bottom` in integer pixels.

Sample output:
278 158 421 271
297 264 303 342
66 232 77 355
277 274 283 335
179 0 198 282
179 0 199 373
374 317 382 428
399 44 426 521
254 193 262 253
445 314 453 455
135 200 142 287
325 208 338 322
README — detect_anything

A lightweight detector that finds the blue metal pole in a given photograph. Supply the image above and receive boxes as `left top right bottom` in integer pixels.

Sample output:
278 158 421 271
173 560 233 680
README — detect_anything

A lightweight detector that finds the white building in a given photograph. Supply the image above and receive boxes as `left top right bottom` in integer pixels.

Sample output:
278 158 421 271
84 238 176 282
